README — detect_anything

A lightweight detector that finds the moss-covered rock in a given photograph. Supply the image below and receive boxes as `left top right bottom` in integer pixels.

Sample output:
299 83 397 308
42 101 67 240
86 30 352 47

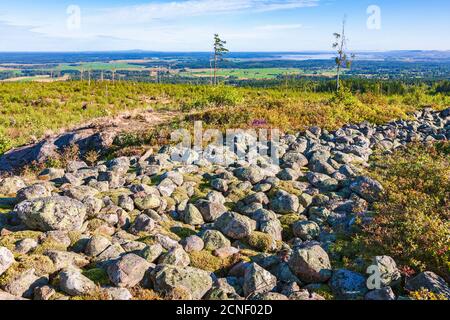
82 268 111 286
189 250 241 275
279 214 305 240
0 254 56 287
0 230 43 251
247 232 276 253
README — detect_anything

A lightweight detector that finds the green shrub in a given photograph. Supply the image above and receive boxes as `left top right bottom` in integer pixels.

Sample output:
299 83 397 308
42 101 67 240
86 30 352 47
409 289 448 301
207 85 243 107
0 131 11 155
364 143 450 281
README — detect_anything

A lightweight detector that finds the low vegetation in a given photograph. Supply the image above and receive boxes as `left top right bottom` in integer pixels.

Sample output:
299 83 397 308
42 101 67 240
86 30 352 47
365 143 450 281
0 81 449 157
330 143 449 281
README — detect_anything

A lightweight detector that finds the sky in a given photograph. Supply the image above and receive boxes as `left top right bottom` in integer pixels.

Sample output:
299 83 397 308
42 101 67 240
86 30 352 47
0 0 449 52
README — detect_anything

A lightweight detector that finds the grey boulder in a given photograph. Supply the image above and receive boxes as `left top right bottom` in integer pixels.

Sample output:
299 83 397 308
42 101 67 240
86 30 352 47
15 196 87 231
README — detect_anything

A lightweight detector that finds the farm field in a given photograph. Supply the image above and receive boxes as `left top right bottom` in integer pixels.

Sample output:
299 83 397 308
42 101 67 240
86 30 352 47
179 68 335 80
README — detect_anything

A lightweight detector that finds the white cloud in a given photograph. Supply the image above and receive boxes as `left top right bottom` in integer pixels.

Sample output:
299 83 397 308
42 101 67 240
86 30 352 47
255 24 303 31
0 0 319 51
95 0 319 23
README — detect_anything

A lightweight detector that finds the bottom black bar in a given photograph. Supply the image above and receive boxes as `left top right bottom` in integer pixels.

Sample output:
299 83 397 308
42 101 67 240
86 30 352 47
0 300 447 319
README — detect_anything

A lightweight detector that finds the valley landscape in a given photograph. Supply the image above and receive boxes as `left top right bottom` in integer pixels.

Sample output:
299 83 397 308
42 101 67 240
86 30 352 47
0 0 449 304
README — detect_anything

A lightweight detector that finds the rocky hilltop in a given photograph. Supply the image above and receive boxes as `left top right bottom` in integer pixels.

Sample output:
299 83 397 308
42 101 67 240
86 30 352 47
0 107 449 300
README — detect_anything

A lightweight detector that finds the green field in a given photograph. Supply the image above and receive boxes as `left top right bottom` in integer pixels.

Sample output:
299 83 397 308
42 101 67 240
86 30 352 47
180 68 337 79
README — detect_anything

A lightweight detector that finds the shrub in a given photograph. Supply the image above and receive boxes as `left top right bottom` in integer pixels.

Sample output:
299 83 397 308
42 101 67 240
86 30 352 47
364 143 450 281
84 150 100 165
329 86 360 107
71 287 110 300
207 85 243 107
130 287 162 300
409 289 448 301
0 131 11 155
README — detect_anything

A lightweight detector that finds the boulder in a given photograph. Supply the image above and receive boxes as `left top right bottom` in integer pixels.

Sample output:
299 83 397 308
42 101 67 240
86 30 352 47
118 195 134 212
82 195 104 217
45 250 90 271
129 214 156 234
329 269 368 300
134 195 161 211
211 178 228 193
350 176 384 202
181 236 204 253
195 200 227 222
306 172 339 192
141 244 164 263
234 166 266 184
151 265 213 300
288 243 332 283
405 271 450 299
63 185 99 201
215 212 256 240
158 247 190 267
243 263 277 297
59 268 97 296
183 204 205 226
66 161 88 172
3 269 48 298
365 287 396 300
0 290 27 300
107 253 151 288
34 285 56 300
15 196 86 231
161 171 184 186
85 235 112 257
201 230 231 251
270 190 300 214
0 247 15 276
16 184 52 202
251 292 289 300
103 287 133 300
15 238 39 254
282 152 308 168
0 177 26 195
292 220 320 241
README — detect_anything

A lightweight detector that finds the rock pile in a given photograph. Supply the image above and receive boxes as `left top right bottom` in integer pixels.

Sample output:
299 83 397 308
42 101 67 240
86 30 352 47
0 107 448 300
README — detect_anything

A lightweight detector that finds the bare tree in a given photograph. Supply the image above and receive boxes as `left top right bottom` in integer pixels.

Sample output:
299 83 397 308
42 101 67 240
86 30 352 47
212 34 229 86
332 17 355 92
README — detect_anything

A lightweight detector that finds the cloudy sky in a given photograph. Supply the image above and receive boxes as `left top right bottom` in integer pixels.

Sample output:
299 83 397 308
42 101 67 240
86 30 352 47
0 0 449 51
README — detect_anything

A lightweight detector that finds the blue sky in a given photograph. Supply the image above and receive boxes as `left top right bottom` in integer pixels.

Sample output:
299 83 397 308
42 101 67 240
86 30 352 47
0 0 449 51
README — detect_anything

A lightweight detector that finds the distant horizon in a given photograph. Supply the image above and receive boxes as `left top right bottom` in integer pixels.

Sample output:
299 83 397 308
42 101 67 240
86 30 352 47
0 49 449 54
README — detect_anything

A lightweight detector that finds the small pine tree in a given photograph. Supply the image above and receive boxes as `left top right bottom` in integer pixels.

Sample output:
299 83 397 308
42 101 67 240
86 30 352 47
333 17 355 92
212 34 229 86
